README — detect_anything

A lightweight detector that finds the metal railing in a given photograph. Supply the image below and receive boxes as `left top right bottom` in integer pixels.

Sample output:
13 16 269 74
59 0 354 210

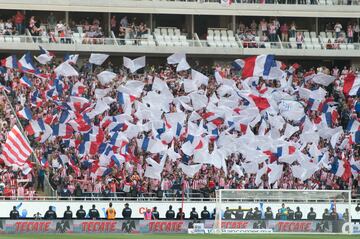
3 33 360 52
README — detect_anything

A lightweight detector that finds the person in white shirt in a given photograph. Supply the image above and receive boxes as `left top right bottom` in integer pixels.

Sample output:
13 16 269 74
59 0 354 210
334 22 342 39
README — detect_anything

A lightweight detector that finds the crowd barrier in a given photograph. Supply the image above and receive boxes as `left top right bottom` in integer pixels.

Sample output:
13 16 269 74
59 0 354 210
0 219 355 234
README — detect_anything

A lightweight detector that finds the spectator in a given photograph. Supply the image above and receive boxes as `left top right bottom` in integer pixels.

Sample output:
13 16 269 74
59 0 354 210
334 22 343 39
280 23 289 42
347 24 354 43
14 11 25 34
296 31 304 49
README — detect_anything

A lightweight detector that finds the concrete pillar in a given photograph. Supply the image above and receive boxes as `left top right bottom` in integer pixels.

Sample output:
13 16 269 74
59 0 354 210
65 11 69 25
232 15 236 32
150 14 153 32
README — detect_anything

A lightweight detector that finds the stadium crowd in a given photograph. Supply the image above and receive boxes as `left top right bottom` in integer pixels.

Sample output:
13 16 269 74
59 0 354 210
0 51 359 200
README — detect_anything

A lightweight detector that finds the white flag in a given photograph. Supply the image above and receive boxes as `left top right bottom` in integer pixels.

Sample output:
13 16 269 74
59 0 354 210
89 53 109 65
97 71 117 85
167 52 186 64
54 62 79 77
176 58 190 72
34 54 53 65
312 73 336 86
179 163 202 178
123 56 146 73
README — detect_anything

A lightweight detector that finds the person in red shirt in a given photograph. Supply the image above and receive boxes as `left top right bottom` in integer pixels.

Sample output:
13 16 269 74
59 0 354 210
14 11 25 34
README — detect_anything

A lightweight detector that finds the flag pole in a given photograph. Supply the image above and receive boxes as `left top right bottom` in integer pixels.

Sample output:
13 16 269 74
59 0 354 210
181 176 185 221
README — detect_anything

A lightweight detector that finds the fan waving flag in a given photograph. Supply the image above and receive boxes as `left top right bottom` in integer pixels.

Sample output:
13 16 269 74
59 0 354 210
17 107 32 120
343 73 360 96
1 55 18 69
0 125 33 167
241 54 278 79
18 52 37 73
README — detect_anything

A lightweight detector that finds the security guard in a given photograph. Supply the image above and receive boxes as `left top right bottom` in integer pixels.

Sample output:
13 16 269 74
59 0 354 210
201 206 210 220
307 207 317 220
166 205 175 219
152 207 160 220
189 207 199 220
10 206 20 219
44 206 57 219
295 207 303 220
76 205 86 219
122 203 132 219
63 206 73 219
88 205 100 220
106 202 116 220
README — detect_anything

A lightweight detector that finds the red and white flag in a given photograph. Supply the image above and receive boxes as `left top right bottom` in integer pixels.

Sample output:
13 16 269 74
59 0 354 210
0 125 33 167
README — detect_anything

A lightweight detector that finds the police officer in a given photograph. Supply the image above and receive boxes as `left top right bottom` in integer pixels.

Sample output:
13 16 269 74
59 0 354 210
106 202 116 220
189 207 199 220
223 207 232 220
176 208 185 220
211 209 216 219
166 205 175 219
44 206 57 219
322 208 331 220
63 206 73 219
88 205 100 220
122 203 132 219
330 208 339 220
235 206 244 220
10 206 19 219
343 209 349 221
253 207 262 220
287 207 294 220
295 207 303 220
76 205 86 219
152 207 159 220
307 207 316 220
245 208 254 220
264 207 273 220
201 206 210 220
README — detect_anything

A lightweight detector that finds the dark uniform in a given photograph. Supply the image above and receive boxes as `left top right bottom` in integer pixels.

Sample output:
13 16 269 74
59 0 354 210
176 209 185 220
307 208 316 220
122 203 132 219
235 206 244 220
330 210 338 220
322 209 331 220
223 208 232 220
76 206 86 219
189 208 199 220
44 206 57 219
287 208 295 220
152 207 160 220
88 205 100 220
295 207 303 220
264 208 273 220
253 208 262 220
166 206 175 219
201 207 210 220
10 206 20 219
245 209 254 220
63 206 73 219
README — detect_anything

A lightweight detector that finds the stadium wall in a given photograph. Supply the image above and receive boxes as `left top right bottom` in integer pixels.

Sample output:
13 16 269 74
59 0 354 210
0 219 355 234
0 201 358 219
